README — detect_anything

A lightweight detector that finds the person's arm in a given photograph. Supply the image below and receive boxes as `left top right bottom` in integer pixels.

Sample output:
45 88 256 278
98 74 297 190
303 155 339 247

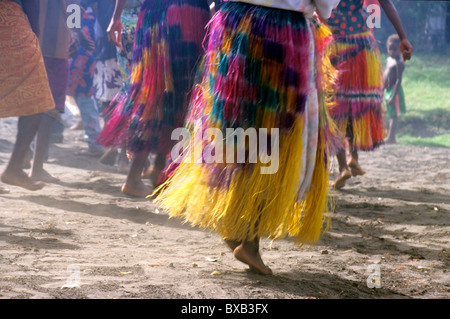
314 0 340 20
382 60 390 91
72 28 96 52
379 0 413 61
22 0 40 37
107 0 128 48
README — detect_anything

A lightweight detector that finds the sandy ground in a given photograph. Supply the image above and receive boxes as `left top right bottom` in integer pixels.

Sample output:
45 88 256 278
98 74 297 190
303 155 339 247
0 116 448 300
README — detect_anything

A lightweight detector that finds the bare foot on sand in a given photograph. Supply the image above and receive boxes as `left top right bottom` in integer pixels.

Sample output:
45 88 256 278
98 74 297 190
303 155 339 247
2 170 45 191
331 169 352 189
233 241 272 275
121 180 153 198
347 159 366 176
30 169 59 183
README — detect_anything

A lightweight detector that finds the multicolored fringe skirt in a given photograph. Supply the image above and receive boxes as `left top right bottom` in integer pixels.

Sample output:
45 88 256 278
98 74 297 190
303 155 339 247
154 2 339 245
327 31 385 151
98 0 211 155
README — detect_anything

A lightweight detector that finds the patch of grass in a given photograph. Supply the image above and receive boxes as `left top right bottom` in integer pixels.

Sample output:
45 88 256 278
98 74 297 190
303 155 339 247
398 133 450 148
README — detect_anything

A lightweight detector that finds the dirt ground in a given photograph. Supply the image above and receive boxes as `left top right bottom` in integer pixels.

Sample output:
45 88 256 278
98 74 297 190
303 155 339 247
0 116 448 300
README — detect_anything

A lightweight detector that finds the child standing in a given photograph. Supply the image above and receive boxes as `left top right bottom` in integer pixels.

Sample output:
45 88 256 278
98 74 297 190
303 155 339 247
324 0 412 189
153 0 341 275
383 34 405 144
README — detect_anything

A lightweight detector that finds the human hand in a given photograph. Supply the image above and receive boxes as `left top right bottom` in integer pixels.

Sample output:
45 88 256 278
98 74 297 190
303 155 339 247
107 18 123 49
387 97 395 107
69 34 80 58
79 31 95 52
400 39 413 61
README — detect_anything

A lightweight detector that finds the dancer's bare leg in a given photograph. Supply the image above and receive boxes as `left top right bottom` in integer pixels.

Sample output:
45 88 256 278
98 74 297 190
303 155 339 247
117 147 129 174
30 114 58 183
347 139 365 176
224 239 241 252
121 151 153 197
331 149 352 189
385 117 398 144
2 114 45 190
142 153 166 187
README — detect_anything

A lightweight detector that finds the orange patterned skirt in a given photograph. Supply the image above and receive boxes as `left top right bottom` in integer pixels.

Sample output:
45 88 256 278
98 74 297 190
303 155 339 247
0 0 55 118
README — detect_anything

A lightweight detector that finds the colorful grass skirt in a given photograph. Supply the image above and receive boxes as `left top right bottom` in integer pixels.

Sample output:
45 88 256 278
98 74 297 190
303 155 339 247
327 31 385 151
98 0 211 155
154 2 339 245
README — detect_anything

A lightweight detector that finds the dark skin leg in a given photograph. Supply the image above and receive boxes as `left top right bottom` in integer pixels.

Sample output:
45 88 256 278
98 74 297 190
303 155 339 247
117 147 129 174
2 114 45 190
30 114 58 183
385 117 398 144
142 153 166 187
347 138 365 176
121 151 153 197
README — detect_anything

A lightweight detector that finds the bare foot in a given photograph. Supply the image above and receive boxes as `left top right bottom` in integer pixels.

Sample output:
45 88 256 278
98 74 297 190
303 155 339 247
121 180 153 198
225 239 262 274
347 159 366 176
30 169 59 183
2 170 45 191
233 241 272 275
331 169 352 189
